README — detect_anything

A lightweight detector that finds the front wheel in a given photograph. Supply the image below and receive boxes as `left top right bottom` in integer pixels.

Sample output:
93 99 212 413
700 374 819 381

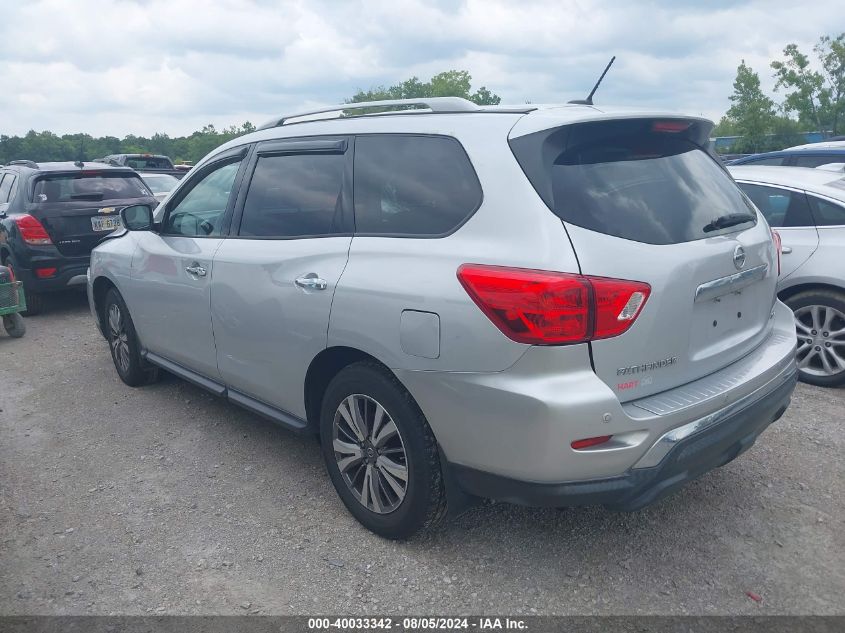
785 289 845 387
320 362 447 539
2 313 26 338
103 288 159 387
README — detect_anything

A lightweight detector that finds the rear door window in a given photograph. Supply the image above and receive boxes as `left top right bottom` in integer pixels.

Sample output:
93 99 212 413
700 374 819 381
353 135 482 236
238 153 346 238
744 156 786 166
807 195 845 226
793 154 840 168
33 172 151 202
736 183 814 227
537 122 757 244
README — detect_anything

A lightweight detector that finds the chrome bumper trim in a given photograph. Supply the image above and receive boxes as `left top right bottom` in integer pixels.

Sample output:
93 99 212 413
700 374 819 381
633 360 797 470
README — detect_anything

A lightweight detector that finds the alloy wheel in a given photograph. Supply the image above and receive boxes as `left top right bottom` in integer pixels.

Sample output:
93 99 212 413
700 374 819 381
108 303 131 374
332 394 408 514
794 305 845 377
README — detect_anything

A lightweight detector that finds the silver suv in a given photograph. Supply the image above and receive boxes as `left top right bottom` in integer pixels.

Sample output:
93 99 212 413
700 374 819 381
88 98 798 538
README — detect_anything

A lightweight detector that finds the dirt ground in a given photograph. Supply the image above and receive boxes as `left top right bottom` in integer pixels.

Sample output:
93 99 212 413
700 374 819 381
1 291 843 615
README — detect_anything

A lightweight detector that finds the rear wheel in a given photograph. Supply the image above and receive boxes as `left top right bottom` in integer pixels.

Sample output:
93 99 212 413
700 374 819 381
103 288 158 387
4 258 44 316
785 289 845 387
319 362 446 539
2 313 26 338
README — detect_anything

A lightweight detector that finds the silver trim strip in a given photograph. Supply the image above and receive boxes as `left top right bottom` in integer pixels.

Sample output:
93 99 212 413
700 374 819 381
694 264 768 303
632 361 796 469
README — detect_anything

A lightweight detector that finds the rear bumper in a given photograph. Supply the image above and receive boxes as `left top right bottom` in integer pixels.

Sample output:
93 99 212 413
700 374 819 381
450 362 797 509
11 252 89 293
398 301 798 483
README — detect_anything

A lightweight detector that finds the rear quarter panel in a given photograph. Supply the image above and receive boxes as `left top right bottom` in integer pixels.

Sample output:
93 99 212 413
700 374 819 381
328 116 582 372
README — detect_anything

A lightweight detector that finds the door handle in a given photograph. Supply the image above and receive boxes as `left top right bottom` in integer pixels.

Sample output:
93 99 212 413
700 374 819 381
295 274 327 290
781 246 792 254
185 263 207 277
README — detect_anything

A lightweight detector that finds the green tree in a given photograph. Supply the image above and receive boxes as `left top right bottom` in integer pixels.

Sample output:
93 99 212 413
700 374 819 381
724 61 777 153
0 121 258 164
348 69 500 105
771 33 845 134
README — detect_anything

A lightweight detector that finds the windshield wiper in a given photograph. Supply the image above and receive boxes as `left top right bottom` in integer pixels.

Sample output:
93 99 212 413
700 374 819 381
702 213 756 233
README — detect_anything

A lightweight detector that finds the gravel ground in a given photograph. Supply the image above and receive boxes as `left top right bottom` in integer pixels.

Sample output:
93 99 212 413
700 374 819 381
1 291 843 616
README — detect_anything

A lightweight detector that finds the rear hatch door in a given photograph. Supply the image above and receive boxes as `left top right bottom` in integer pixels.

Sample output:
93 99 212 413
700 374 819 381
510 115 779 401
27 170 155 257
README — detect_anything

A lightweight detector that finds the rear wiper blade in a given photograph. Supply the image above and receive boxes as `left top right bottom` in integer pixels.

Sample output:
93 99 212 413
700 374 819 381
702 213 756 232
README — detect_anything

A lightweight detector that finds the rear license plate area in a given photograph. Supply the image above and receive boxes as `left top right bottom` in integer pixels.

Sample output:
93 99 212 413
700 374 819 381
91 216 121 232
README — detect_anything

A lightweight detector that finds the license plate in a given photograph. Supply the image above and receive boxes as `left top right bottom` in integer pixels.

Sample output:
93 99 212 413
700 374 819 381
91 216 121 232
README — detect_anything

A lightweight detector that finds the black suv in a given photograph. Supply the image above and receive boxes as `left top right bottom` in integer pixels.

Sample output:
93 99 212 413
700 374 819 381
0 160 156 314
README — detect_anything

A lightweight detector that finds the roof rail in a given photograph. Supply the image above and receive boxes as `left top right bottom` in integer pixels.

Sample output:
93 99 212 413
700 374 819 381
7 159 39 169
257 97 483 130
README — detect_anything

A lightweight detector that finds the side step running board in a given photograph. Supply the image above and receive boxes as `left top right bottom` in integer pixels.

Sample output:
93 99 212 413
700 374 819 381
142 351 309 432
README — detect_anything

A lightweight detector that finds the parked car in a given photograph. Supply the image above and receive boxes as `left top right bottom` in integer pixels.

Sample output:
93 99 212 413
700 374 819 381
785 140 845 151
729 165 845 387
99 154 186 179
0 160 156 315
88 98 798 538
138 172 180 203
728 147 845 168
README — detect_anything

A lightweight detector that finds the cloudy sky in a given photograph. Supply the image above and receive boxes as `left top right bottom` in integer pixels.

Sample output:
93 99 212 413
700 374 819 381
0 0 840 137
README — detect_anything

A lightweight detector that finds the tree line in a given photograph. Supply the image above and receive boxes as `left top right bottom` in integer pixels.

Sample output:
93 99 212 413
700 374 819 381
714 33 844 153
0 71 500 165
0 122 257 166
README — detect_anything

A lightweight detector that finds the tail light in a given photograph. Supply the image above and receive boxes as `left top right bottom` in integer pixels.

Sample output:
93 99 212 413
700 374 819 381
14 215 53 245
456 264 650 345
771 229 782 276
35 267 57 279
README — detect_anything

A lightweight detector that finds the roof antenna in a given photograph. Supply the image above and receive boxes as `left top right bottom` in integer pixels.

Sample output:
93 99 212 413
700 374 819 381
569 56 616 105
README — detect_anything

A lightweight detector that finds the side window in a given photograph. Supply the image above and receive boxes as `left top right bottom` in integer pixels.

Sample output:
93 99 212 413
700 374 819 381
737 183 813 228
793 154 837 168
746 157 785 166
353 135 482 236
239 153 346 238
808 196 845 226
163 159 241 236
0 174 13 202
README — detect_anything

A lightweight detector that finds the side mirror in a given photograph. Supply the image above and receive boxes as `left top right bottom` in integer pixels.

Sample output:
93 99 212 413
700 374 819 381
0 202 8 218
120 204 154 231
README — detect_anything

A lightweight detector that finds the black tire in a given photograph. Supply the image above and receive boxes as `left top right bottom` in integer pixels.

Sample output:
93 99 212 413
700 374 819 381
4 257 44 316
2 313 26 338
103 288 159 387
319 361 447 539
784 289 845 388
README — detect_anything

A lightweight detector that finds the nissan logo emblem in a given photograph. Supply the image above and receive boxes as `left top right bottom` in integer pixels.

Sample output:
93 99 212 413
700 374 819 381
733 245 746 270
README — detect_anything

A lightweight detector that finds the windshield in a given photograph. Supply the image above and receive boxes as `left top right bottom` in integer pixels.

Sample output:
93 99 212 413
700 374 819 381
142 173 179 194
33 173 152 202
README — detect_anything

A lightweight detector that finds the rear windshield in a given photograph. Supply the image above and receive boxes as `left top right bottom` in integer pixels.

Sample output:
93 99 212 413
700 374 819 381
124 156 172 169
33 173 152 203
512 120 758 245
